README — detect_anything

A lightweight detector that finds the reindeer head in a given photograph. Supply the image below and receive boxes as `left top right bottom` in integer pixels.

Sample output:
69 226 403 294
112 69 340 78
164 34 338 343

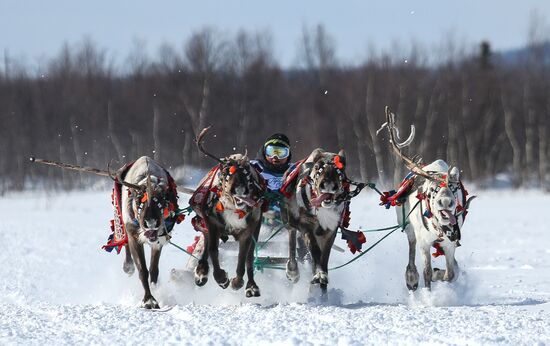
130 175 170 243
421 162 462 227
110 163 170 244
218 154 262 210
307 149 347 209
196 126 263 211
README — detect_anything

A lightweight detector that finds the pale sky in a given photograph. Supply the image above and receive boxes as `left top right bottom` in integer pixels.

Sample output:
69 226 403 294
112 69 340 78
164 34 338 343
1 0 550 68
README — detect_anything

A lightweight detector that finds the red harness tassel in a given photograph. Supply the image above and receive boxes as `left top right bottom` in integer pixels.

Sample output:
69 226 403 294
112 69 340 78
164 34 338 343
279 159 306 198
432 242 445 258
103 176 129 254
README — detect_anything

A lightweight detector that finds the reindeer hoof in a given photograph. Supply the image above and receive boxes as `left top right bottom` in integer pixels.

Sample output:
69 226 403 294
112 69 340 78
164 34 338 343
230 277 244 290
405 265 419 291
286 261 300 283
218 278 230 289
194 275 208 287
406 282 418 291
123 261 135 276
194 261 209 286
311 271 328 285
245 283 260 297
432 268 446 281
214 270 229 289
194 268 208 287
141 296 159 310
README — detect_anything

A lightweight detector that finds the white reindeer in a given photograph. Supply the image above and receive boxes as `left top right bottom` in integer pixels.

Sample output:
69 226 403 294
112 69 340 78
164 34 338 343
381 107 476 290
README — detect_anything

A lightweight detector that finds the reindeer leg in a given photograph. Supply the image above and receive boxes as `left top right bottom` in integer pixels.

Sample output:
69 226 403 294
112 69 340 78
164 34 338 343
317 230 336 295
434 244 458 282
230 234 249 291
296 232 309 262
308 230 323 285
194 231 210 287
209 226 229 289
404 227 419 291
149 245 162 285
286 227 300 283
245 224 261 297
122 243 135 276
420 245 432 290
127 231 159 309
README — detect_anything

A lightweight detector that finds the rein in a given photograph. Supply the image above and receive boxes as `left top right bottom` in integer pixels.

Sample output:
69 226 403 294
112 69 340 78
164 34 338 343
329 199 420 270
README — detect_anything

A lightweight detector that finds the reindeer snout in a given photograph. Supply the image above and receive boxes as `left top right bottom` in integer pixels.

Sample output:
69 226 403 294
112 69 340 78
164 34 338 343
319 180 336 193
234 186 247 196
438 197 455 210
145 218 159 229
144 229 158 240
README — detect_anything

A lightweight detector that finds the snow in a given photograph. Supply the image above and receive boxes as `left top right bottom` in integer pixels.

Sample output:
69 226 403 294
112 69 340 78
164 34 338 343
1 189 549 345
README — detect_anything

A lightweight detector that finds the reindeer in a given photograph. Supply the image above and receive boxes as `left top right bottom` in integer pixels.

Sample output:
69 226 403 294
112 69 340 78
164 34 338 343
381 107 476 290
190 127 266 297
111 156 178 308
283 148 361 296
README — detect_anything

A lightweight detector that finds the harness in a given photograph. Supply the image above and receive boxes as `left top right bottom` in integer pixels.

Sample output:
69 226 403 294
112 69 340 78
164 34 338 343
189 164 221 233
103 164 184 254
189 161 266 236
380 171 472 257
296 157 365 213
216 161 266 217
280 159 306 198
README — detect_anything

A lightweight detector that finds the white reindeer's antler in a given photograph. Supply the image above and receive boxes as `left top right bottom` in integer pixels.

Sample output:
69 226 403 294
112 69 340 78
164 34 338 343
384 106 444 183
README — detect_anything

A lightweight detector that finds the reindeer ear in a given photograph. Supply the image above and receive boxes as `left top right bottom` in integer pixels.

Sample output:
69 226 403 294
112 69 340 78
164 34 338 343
449 167 460 182
307 148 325 163
337 150 346 165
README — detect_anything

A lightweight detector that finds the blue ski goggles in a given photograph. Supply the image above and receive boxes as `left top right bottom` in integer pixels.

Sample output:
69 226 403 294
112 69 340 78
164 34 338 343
265 144 290 159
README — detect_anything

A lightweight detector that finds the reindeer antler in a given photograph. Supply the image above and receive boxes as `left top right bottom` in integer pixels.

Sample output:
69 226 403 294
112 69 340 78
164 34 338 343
196 126 224 164
383 106 445 183
108 162 145 191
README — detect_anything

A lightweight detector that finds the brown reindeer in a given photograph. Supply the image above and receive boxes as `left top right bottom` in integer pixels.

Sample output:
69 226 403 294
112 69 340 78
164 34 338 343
190 127 266 297
112 156 180 309
282 148 358 296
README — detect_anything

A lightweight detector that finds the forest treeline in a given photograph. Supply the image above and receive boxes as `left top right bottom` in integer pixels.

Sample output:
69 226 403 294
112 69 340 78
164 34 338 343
1 26 549 192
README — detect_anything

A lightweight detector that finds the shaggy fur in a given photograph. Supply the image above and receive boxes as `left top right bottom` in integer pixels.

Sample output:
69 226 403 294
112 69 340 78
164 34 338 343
282 148 348 296
397 160 472 290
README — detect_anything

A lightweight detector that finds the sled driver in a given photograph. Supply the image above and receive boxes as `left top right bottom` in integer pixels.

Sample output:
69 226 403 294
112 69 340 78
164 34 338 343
250 134 308 260
250 133 294 192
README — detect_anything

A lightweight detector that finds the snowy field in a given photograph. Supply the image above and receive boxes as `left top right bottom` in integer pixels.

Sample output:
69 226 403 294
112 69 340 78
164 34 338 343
1 188 549 345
